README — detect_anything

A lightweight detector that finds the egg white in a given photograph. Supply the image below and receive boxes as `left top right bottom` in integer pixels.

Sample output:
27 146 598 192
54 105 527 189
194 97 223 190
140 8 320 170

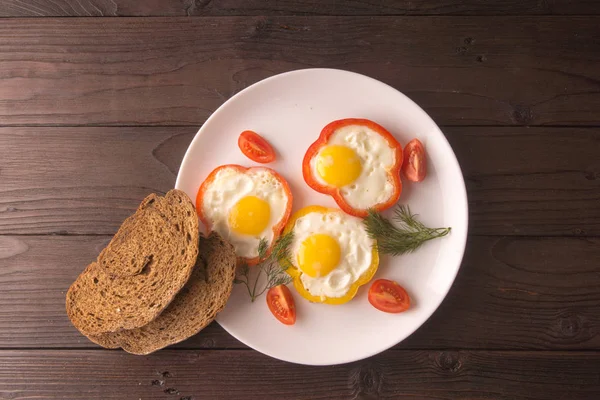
309 124 396 209
289 209 374 299
201 167 290 259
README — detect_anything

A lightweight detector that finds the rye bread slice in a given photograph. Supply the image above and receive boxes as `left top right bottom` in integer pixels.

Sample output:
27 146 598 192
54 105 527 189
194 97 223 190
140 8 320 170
88 232 236 355
66 190 199 336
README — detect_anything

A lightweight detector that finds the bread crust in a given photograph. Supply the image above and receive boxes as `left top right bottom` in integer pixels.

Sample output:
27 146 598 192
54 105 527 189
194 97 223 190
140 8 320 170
66 190 199 336
88 232 236 355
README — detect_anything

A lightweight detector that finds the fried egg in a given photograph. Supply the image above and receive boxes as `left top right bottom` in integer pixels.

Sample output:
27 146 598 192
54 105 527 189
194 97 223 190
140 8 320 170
284 206 379 304
303 119 403 216
196 165 292 264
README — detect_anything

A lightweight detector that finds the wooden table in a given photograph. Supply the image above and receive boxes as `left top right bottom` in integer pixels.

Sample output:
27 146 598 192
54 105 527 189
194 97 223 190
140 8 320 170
1 1 599 399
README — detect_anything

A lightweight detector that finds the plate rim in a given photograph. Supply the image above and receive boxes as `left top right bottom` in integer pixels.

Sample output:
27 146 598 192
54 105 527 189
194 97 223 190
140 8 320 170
175 68 469 365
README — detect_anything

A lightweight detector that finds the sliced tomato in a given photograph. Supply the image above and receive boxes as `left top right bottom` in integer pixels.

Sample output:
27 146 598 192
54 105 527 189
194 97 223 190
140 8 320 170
238 130 276 164
402 139 426 182
267 285 296 325
368 279 410 314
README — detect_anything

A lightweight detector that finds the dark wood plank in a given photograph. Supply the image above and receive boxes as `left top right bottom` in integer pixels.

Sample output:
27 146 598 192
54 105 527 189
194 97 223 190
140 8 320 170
1 0 600 16
1 235 598 349
446 127 600 236
0 127 179 236
408 236 600 350
1 126 598 236
0 17 599 126
0 235 231 349
2 349 599 399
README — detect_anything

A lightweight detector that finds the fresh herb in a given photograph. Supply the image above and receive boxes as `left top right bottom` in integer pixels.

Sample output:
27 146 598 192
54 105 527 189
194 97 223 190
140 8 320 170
364 205 451 256
234 232 294 302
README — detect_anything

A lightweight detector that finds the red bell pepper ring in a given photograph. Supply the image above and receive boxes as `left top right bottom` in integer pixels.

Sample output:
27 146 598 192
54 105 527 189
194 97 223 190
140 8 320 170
196 164 293 266
302 118 403 217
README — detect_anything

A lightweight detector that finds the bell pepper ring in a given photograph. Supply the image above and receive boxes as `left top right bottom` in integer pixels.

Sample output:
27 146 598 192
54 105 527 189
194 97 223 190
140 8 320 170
282 205 379 305
196 164 293 266
302 118 403 217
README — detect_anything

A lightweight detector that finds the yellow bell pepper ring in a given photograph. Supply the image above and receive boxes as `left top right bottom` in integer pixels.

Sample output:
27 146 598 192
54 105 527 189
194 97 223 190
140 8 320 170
282 205 379 305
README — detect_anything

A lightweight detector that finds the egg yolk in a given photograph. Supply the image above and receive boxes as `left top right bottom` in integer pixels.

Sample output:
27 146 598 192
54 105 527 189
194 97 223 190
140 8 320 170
316 145 362 187
228 196 271 236
297 233 341 278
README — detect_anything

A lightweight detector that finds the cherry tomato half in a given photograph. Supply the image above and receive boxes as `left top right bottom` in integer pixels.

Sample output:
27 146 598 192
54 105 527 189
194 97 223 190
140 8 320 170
368 279 411 314
402 138 426 182
238 130 276 164
266 285 296 325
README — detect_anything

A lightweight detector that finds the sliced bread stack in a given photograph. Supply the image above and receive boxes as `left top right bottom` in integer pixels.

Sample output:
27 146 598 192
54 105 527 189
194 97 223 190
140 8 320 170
66 189 237 354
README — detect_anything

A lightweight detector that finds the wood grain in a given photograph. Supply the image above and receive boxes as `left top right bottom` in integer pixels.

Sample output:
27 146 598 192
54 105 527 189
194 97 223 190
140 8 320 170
1 126 598 236
1 234 598 349
446 127 600 236
1 349 599 399
0 127 178 235
0 5 598 398
1 0 600 17
0 17 599 126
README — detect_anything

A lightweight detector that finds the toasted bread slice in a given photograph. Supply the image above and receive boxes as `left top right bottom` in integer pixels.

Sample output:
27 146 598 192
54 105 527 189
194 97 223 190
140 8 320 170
88 232 236 354
66 190 199 336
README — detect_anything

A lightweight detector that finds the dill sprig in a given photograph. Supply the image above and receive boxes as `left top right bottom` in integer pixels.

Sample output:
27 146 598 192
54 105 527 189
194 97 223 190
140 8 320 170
234 232 294 302
364 205 451 256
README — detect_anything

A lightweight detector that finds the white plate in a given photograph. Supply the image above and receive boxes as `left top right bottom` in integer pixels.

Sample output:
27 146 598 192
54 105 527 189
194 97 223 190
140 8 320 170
176 69 468 365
